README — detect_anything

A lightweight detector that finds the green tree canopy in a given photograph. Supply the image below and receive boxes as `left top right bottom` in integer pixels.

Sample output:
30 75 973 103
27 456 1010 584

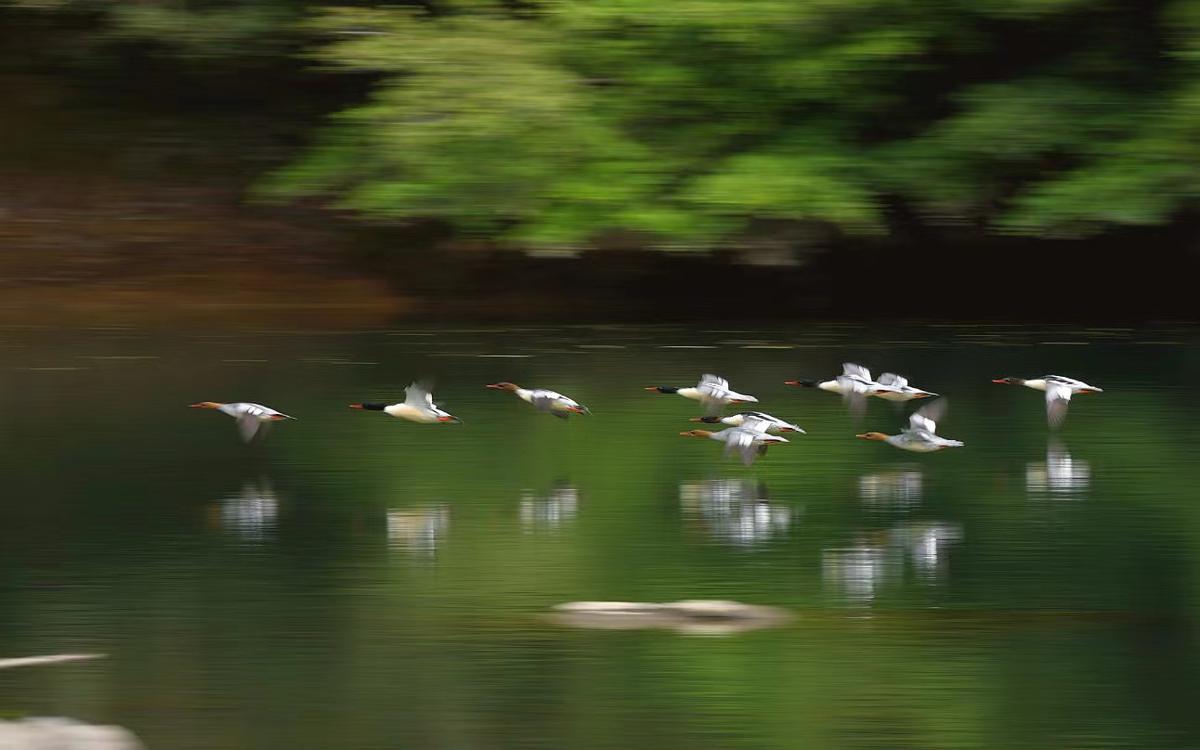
10 0 1200 248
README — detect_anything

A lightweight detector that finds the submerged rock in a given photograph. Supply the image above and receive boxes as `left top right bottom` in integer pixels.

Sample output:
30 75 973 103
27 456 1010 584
0 717 144 749
551 600 790 635
0 654 106 670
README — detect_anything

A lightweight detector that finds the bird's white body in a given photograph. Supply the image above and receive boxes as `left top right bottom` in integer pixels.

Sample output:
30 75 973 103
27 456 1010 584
489 383 589 419
817 364 876 396
215 402 291 421
870 373 937 402
657 374 758 417
703 411 806 434
385 384 459 423
191 401 294 442
862 401 964 453
520 388 587 414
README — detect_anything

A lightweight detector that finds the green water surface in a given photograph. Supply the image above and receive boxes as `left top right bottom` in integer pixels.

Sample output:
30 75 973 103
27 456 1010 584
1 322 1198 750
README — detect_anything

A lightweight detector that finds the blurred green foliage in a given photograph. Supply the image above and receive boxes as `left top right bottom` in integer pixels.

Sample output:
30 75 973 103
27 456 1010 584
6 0 1200 247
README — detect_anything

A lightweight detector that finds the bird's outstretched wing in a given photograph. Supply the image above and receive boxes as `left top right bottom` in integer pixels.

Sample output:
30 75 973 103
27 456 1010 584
1045 382 1073 428
739 415 773 436
237 414 266 443
843 363 873 382
877 373 907 388
909 399 947 435
697 374 731 400
716 427 756 466
404 381 436 410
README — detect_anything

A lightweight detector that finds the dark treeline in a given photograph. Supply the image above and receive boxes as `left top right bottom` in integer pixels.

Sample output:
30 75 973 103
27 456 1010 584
1 0 1198 319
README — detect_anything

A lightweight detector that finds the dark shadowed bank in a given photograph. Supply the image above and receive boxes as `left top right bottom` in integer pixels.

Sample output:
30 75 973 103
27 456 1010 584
4 186 1195 325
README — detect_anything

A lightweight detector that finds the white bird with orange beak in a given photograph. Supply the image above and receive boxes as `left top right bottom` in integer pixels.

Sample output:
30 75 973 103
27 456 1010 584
349 382 462 424
992 375 1102 428
486 382 590 419
856 399 963 453
690 411 805 434
189 401 295 442
646 374 758 417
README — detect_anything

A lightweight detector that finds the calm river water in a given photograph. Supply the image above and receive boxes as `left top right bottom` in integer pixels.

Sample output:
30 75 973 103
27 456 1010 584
1 322 1198 749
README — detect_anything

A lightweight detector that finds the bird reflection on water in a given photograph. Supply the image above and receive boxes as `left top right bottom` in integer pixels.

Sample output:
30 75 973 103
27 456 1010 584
519 484 579 532
679 479 798 547
1026 440 1091 496
858 468 924 511
386 505 450 558
823 522 963 604
220 478 279 541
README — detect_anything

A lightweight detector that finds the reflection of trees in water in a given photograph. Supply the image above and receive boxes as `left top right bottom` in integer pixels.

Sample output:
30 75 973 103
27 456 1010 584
822 523 963 604
858 468 924 511
519 484 579 532
220 478 279 541
679 479 797 547
1026 441 1090 497
387 505 450 558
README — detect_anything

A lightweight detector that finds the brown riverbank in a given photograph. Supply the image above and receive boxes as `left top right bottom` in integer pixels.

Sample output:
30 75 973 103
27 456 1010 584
0 169 836 326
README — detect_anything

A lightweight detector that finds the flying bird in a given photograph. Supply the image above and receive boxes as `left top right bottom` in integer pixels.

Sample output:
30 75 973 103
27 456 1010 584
646 374 758 417
679 415 790 466
690 411 805 434
350 382 462 424
992 375 1102 428
486 382 590 419
869 372 937 402
189 402 295 442
856 399 963 453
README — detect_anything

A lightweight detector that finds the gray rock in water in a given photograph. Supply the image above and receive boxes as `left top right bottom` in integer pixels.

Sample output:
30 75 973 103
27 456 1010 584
0 654 105 670
0 717 145 749
551 599 791 635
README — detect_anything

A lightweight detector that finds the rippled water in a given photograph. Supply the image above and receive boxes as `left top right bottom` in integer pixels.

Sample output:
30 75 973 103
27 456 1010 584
1 322 1199 749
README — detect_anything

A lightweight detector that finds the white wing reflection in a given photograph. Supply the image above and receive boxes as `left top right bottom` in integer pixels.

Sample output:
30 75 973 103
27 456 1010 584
519 484 579 532
822 522 963 604
857 468 924 510
822 544 890 605
1026 441 1090 496
889 522 963 580
679 480 798 547
220 478 279 541
387 505 450 558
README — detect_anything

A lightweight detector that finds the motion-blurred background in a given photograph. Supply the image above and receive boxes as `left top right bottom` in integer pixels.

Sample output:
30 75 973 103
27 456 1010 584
1 0 1196 321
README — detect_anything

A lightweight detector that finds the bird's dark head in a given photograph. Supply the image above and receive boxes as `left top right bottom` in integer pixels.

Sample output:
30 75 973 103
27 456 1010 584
349 403 386 411
688 416 721 424
486 382 520 392
991 377 1024 385
784 380 819 388
645 386 678 394
679 429 714 438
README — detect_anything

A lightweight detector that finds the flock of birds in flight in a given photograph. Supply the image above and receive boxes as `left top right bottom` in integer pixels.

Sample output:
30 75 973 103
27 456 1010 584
189 365 1103 466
